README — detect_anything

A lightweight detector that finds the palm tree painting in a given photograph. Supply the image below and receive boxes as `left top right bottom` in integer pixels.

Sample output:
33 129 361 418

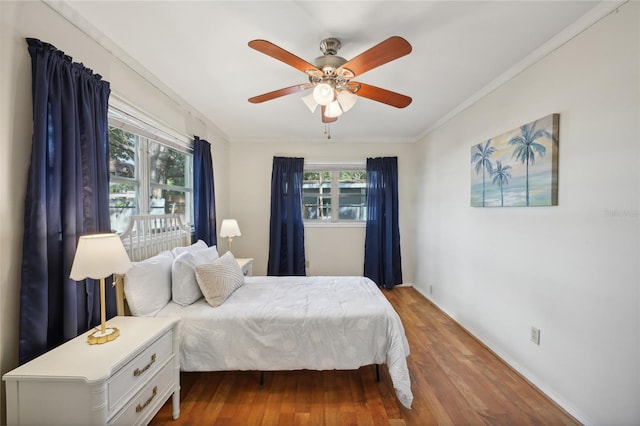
470 114 559 207
492 161 512 207
471 139 496 207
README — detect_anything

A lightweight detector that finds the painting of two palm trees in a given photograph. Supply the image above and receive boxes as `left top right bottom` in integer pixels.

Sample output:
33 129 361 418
471 114 559 207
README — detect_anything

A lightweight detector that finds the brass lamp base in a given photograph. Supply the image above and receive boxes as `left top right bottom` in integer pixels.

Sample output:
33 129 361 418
87 327 120 345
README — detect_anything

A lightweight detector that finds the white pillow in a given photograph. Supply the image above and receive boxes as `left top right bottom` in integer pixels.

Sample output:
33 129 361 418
171 239 208 258
195 251 244 307
123 251 173 316
171 245 219 306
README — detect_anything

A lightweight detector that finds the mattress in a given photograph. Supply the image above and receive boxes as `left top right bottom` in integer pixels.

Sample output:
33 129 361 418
156 275 413 408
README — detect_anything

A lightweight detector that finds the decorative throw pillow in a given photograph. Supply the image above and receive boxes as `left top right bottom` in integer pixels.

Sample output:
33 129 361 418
171 245 219 306
195 251 244 307
123 250 173 316
171 239 208 258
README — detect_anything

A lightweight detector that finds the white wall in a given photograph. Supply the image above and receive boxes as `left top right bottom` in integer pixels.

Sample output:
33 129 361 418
413 3 639 425
0 2 229 423
3 1 638 425
227 141 416 283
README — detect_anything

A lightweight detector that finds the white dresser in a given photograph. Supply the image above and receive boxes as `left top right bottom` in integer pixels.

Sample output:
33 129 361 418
3 316 180 425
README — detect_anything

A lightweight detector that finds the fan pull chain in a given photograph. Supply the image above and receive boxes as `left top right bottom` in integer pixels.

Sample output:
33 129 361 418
324 123 331 139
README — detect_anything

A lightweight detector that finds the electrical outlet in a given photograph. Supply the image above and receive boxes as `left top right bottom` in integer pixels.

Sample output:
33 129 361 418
530 326 540 345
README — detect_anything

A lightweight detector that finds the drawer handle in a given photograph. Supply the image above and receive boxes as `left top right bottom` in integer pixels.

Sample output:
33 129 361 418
133 353 156 377
136 386 158 413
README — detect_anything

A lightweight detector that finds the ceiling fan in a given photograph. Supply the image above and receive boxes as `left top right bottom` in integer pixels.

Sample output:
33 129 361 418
248 36 412 124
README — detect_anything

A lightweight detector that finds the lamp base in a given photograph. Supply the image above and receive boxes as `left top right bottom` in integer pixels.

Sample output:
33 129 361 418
87 327 120 345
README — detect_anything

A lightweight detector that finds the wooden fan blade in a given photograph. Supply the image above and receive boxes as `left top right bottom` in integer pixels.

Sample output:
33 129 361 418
321 105 338 123
354 82 412 108
248 84 312 103
337 36 411 78
249 40 320 74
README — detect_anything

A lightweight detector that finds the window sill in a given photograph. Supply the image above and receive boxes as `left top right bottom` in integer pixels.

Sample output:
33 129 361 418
304 221 366 228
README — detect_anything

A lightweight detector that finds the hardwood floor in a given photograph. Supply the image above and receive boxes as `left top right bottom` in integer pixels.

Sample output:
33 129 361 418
150 287 579 425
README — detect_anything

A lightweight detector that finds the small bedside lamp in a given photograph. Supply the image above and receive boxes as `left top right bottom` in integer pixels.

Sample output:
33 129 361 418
220 219 241 252
70 233 131 345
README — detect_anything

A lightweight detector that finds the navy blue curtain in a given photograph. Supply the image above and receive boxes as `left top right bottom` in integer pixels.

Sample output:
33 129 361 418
267 157 306 276
19 38 112 364
193 136 216 246
364 157 403 289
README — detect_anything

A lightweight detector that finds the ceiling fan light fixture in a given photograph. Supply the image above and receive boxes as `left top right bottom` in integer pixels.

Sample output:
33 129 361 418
324 100 343 118
313 83 334 106
302 93 318 113
337 89 357 112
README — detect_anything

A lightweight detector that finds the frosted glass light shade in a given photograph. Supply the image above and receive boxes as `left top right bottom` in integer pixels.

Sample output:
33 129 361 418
220 219 241 238
302 93 318 113
324 100 343 118
312 83 334 106
337 89 358 112
70 233 131 280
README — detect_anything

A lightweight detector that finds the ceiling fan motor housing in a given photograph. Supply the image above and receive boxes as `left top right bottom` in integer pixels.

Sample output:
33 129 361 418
310 39 356 92
314 55 347 73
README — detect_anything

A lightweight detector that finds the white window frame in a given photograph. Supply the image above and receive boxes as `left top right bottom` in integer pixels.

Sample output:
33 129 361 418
303 161 367 228
108 96 194 232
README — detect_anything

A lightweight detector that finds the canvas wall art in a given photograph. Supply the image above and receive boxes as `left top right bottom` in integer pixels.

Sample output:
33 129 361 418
471 113 559 207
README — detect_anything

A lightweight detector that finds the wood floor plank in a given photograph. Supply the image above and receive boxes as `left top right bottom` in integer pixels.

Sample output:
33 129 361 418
308 371 325 425
263 372 284 425
243 384 269 424
149 287 579 425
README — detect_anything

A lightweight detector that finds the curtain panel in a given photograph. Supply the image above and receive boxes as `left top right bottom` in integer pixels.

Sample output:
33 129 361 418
19 38 112 364
364 156 403 289
193 136 217 246
267 157 306 276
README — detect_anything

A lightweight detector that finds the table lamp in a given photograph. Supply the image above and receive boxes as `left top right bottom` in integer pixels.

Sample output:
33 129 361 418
70 233 131 344
220 219 241 252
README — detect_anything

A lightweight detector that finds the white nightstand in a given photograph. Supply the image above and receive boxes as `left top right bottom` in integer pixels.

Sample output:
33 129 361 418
3 316 180 426
236 258 253 276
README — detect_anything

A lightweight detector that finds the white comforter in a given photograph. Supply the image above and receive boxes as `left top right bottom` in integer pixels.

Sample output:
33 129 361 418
156 275 413 408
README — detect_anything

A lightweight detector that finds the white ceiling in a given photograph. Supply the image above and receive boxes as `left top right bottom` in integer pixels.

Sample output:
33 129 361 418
58 1 604 143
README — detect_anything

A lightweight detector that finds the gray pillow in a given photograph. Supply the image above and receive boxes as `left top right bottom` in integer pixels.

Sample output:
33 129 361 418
195 251 244 307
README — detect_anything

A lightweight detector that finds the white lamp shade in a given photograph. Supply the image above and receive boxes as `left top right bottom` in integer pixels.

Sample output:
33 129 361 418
302 93 318 113
70 233 131 280
337 89 358 112
324 100 343 118
312 83 334 106
220 219 241 238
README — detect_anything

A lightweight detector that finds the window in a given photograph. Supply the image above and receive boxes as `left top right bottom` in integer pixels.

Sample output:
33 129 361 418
302 164 367 223
108 115 193 234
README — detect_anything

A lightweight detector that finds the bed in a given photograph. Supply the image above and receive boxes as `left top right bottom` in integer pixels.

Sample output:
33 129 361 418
115 215 413 409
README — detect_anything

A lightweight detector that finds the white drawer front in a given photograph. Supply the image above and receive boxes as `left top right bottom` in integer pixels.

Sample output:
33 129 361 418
109 358 174 426
108 329 172 412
